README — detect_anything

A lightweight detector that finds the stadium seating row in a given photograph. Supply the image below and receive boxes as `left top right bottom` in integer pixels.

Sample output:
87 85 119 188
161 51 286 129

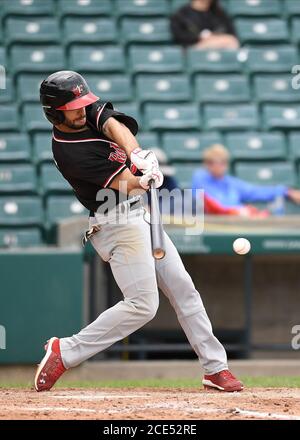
3 102 300 132
0 195 87 228
1 159 300 195
2 45 299 75
2 16 300 46
1 72 299 105
0 0 187 21
3 131 300 164
0 0 300 20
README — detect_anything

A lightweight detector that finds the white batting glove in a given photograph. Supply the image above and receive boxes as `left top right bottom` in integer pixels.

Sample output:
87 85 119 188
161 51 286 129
139 166 164 190
130 147 159 173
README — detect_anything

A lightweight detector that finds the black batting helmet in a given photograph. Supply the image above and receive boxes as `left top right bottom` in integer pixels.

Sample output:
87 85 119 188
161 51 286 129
40 71 99 125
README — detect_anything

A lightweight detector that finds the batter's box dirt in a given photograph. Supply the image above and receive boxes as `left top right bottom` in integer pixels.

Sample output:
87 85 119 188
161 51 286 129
0 388 300 420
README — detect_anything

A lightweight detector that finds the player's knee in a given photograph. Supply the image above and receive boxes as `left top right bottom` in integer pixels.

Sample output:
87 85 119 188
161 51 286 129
131 293 159 323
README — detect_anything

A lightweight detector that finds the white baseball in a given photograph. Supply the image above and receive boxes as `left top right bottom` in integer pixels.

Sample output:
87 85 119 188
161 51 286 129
233 238 251 255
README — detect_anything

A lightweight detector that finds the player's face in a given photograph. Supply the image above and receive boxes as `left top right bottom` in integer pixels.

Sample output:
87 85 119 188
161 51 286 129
191 0 212 10
205 158 228 178
63 108 87 130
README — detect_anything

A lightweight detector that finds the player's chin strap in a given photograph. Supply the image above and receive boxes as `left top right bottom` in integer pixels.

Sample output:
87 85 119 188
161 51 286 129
82 224 101 247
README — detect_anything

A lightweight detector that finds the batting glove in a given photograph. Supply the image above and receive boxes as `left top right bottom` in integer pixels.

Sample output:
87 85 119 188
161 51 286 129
139 166 164 190
131 147 159 173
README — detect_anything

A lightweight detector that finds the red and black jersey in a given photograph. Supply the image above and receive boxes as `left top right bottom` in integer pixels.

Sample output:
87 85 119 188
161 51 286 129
52 101 139 214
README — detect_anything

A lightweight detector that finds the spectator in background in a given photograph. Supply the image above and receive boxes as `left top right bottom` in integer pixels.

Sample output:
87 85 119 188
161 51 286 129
192 144 300 217
170 0 239 49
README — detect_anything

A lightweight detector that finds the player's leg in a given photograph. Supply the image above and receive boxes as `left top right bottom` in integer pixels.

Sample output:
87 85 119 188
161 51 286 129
155 231 243 391
35 209 159 391
59 210 159 368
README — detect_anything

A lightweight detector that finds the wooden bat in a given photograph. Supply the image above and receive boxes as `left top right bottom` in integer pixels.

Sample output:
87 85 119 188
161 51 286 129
149 179 166 260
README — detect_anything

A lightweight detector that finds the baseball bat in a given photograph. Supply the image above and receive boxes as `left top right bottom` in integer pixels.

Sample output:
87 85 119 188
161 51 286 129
149 179 166 260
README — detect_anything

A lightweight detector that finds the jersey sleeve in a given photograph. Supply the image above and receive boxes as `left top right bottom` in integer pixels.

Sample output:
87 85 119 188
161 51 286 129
86 99 139 136
84 148 129 189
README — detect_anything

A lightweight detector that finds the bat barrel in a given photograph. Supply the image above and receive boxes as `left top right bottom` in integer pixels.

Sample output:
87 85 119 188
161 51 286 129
149 179 166 260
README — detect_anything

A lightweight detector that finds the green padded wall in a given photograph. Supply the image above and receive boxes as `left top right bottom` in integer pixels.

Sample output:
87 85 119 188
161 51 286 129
0 249 83 364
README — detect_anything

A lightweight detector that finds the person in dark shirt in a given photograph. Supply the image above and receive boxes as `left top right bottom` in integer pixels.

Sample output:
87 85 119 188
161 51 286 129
171 0 239 49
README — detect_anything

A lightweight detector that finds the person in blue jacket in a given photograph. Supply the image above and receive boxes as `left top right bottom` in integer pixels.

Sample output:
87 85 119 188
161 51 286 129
192 144 300 216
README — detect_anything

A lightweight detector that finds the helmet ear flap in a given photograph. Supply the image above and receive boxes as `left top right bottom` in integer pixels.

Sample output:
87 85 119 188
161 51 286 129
43 108 64 125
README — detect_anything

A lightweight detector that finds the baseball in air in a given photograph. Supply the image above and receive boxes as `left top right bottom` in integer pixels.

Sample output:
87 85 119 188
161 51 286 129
233 238 251 255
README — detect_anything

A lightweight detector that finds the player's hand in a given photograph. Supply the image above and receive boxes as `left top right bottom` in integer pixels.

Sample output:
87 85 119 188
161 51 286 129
131 148 159 173
139 166 164 190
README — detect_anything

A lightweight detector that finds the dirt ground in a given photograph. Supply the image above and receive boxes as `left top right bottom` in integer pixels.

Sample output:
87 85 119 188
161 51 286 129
0 388 300 420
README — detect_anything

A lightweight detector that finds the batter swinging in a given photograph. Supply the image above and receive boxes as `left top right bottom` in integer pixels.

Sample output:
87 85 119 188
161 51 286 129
35 71 243 393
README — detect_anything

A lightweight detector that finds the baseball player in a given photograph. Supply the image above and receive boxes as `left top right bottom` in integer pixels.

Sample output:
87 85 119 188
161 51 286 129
34 71 243 393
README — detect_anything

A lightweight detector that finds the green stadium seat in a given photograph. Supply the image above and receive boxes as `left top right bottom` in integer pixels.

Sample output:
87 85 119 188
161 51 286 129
136 74 191 102
121 18 171 43
116 0 169 16
235 19 289 44
255 74 300 103
1 0 54 19
174 164 199 189
228 0 281 16
63 18 117 45
69 46 125 73
0 47 6 68
113 102 141 126
136 132 160 149
10 45 65 74
162 132 222 162
58 0 111 17
224 132 286 160
0 164 36 193
234 161 296 186
46 196 87 227
0 133 31 162
129 46 183 73
262 104 300 130
203 104 258 130
0 228 42 248
187 49 241 73
144 103 200 130
285 0 300 17
32 132 52 163
0 196 42 226
0 105 19 131
291 18 300 43
6 18 60 45
17 74 45 103
0 76 13 103
0 46 6 75
195 75 250 103
40 164 71 194
85 75 132 102
245 46 298 73
288 132 300 161
171 0 188 11
285 200 300 215
23 103 50 131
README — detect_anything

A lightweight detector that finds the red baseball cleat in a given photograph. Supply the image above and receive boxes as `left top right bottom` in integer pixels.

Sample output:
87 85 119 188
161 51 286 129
202 370 243 392
34 337 67 392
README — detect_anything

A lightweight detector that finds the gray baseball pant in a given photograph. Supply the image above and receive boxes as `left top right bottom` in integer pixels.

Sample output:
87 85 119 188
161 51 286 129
60 204 228 374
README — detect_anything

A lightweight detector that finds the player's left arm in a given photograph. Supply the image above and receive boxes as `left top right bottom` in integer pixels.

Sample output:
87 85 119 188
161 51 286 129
103 117 159 173
86 101 159 172
102 117 139 157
